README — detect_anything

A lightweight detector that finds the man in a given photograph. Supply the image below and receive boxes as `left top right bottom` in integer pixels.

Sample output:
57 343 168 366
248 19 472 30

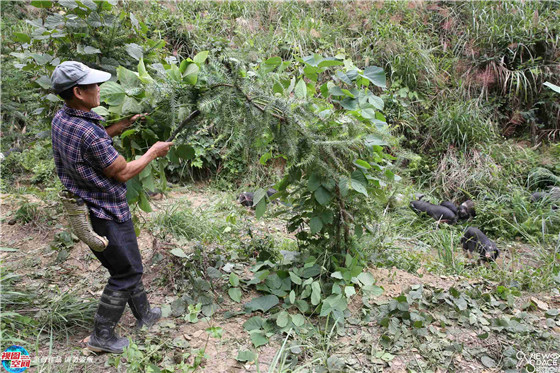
51 61 173 354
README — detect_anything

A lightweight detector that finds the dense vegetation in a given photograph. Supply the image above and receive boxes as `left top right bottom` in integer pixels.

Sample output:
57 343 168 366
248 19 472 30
1 1 559 372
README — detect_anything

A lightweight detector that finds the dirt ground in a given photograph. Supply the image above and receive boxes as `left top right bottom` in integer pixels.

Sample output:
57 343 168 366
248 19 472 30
1 189 559 372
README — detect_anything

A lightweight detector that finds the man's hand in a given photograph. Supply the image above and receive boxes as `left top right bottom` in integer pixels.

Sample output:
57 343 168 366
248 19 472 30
106 113 148 137
147 141 174 158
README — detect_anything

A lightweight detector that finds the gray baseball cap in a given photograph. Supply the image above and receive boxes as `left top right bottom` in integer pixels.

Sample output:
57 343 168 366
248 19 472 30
51 61 111 94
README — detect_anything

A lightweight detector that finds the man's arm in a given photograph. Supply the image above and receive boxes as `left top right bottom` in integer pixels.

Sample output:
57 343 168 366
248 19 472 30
105 113 147 138
103 141 173 183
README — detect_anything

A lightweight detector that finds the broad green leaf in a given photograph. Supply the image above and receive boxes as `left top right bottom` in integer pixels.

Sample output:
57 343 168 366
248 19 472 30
264 56 282 66
12 33 31 43
236 350 257 363
289 272 302 285
345 286 356 298
249 330 268 348
243 316 264 331
363 66 386 88
138 192 152 212
308 173 321 192
31 1 53 8
100 81 126 106
309 216 323 234
289 290 296 304
252 188 267 206
354 159 371 170
255 199 266 219
294 79 307 99
179 59 193 74
92 106 109 116
170 248 188 258
303 66 319 82
245 295 279 312
311 281 321 306
175 144 195 160
228 288 242 303
350 170 368 196
121 96 143 115
368 94 384 110
276 311 289 327
183 63 199 85
117 66 141 90
291 314 305 327
35 75 52 89
77 45 101 55
229 273 240 287
336 71 352 85
317 58 344 67
125 43 143 61
314 186 332 205
193 51 209 65
364 134 388 147
167 65 182 82
357 272 375 287
137 58 154 84
259 151 272 165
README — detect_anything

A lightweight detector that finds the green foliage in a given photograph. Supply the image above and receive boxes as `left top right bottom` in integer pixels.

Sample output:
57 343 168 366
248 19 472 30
427 100 497 152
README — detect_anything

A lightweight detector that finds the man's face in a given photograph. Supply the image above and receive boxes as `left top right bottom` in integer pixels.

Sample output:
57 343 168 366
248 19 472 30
75 83 100 109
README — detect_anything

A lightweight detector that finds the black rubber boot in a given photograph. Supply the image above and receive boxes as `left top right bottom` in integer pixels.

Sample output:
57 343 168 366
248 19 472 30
128 282 161 329
87 287 130 354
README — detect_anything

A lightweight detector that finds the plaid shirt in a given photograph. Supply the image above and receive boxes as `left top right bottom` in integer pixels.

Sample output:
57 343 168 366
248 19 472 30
52 105 131 222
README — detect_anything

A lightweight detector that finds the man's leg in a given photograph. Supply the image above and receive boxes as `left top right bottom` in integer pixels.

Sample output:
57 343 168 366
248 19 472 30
87 215 143 353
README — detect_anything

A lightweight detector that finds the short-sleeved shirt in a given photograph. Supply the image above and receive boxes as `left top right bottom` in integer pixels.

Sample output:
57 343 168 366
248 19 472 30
52 105 131 222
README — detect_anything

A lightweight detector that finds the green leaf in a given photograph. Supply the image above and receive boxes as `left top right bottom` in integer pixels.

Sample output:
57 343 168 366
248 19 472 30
276 311 289 327
243 316 264 331
137 58 154 84
291 314 305 327
354 159 371 170
121 96 143 115
249 330 268 348
289 272 302 285
245 295 279 312
480 356 496 368
12 33 31 43
77 45 101 55
117 66 141 90
170 248 188 258
255 199 266 219
311 281 321 306
228 288 242 303
314 187 332 205
317 58 344 67
31 1 53 8
175 144 195 160
345 286 356 298
365 134 388 147
357 272 375 287
100 81 126 106
92 106 109 117
289 290 296 304
264 56 282 66
294 79 307 99
193 51 209 65
125 43 143 61
259 151 272 165
236 350 257 363
183 63 199 85
35 75 52 89
363 66 386 88
350 170 368 196
308 173 321 192
138 192 152 212
229 273 240 287
309 216 323 234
